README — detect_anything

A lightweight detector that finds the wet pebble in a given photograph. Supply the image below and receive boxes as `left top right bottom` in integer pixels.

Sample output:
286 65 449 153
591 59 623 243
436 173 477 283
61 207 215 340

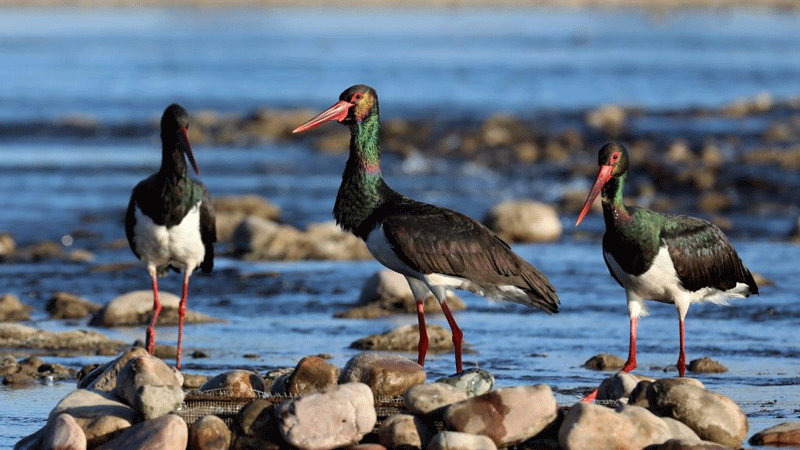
687 356 728 374
583 353 625 371
436 368 494 396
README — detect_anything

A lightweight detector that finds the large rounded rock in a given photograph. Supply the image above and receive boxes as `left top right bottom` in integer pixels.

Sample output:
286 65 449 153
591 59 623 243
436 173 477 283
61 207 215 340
444 385 557 447
647 380 747 448
95 414 187 450
270 355 339 396
231 216 306 260
404 382 468 415
436 368 495 397
49 389 135 446
90 290 221 327
749 421 800 446
276 382 376 450
79 347 149 392
337 270 465 319
427 431 498 450
115 354 185 421
484 201 562 243
190 414 232 450
339 353 425 399
303 221 371 260
377 413 433 449
597 371 654 402
559 403 672 450
43 413 87 450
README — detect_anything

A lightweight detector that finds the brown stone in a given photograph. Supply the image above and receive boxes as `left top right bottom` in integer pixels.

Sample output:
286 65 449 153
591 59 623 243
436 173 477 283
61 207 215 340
46 291 102 319
583 353 624 371
749 421 800 446
339 353 425 398
0 293 31 321
278 355 339 396
444 385 557 447
350 324 455 353
687 357 727 374
200 370 266 398
95 414 188 450
190 414 232 450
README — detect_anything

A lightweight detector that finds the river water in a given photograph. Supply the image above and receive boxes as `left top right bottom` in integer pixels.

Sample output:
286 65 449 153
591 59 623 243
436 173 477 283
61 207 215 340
1 6 799 448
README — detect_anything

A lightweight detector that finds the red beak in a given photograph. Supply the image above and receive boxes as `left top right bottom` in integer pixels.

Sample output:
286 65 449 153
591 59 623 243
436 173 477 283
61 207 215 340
292 100 353 133
178 127 200 175
575 164 614 226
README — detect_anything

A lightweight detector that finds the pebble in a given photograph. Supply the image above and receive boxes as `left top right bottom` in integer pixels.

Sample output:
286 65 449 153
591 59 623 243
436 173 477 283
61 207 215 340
46 291 102 320
436 368 494 396
95 414 188 450
427 431 498 450
583 353 625 371
339 353 425 398
190 414 232 450
270 355 339 396
404 382 468 415
200 369 266 398
687 356 728 374
43 413 86 450
596 371 654 402
444 385 557 447
483 200 563 243
749 421 800 446
377 413 433 449
276 382 376 450
336 269 465 319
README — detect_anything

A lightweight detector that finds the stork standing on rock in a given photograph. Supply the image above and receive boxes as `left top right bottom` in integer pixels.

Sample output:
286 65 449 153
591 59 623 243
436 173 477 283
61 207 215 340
293 85 559 373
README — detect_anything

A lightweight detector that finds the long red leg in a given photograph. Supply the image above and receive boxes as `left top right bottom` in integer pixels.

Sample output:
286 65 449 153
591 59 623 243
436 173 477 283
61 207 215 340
176 272 189 370
440 299 463 373
622 316 638 373
677 319 686 377
416 298 428 367
583 316 638 403
146 274 161 355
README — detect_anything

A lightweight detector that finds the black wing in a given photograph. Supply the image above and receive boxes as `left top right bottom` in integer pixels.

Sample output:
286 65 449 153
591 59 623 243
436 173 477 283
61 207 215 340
199 185 216 273
661 214 758 295
380 198 559 312
124 175 156 260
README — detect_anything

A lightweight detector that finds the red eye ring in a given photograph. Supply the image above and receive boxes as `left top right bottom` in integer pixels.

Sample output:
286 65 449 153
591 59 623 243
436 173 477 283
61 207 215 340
353 93 363 101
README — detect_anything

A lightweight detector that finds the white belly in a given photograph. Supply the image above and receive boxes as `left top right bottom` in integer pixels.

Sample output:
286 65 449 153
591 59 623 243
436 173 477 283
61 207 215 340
133 202 205 273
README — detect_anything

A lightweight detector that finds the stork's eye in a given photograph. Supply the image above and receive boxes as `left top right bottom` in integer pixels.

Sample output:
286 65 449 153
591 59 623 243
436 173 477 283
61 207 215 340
611 152 620 162
352 92 363 101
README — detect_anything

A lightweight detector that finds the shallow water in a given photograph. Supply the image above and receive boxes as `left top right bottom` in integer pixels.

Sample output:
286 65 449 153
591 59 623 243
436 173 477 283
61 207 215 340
0 6 799 448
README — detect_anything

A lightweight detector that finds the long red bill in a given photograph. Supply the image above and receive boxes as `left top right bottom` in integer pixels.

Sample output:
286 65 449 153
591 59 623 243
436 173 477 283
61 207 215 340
179 127 200 175
575 164 614 226
292 100 352 133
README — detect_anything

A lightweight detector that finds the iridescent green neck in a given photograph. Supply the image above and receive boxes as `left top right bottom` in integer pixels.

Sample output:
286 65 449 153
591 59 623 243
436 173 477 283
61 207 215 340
601 172 631 222
351 112 381 174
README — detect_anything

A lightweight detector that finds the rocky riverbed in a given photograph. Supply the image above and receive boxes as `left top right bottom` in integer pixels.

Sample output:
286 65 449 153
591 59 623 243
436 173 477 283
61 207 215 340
10 346 800 450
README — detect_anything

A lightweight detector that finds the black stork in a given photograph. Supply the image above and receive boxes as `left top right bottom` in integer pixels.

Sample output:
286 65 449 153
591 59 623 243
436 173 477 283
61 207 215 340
576 142 757 400
125 103 216 369
293 85 559 373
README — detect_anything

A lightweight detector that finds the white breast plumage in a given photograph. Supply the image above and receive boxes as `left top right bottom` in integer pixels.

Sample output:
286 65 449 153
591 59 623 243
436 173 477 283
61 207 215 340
133 202 205 273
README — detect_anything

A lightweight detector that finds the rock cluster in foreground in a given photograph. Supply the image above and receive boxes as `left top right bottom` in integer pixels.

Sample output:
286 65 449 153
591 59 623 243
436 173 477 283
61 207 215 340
12 348 784 450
